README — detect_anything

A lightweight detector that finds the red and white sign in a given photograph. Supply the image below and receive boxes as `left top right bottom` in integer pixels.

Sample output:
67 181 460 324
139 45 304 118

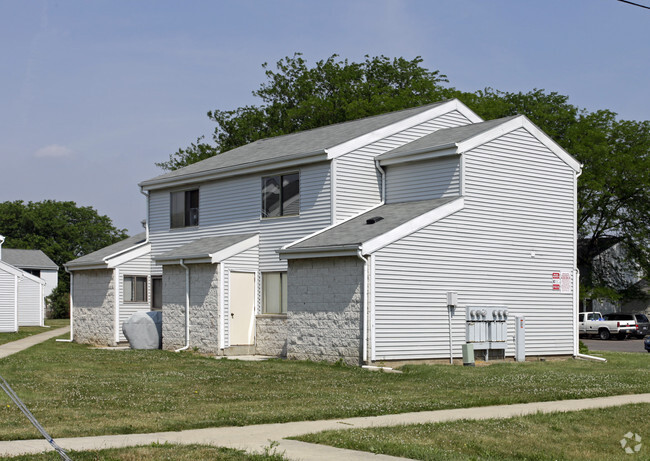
551 271 572 293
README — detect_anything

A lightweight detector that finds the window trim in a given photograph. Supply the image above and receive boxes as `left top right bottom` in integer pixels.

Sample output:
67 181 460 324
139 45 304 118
170 188 200 229
261 171 300 219
123 275 148 303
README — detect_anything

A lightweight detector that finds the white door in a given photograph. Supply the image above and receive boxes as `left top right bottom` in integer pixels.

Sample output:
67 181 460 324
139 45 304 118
229 272 255 345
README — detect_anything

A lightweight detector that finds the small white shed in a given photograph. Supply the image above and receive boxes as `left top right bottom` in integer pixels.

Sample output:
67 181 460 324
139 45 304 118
0 260 46 332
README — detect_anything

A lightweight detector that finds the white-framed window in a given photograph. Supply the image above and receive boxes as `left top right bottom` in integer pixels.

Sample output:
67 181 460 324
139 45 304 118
262 272 287 314
171 189 199 228
124 276 147 303
262 173 299 218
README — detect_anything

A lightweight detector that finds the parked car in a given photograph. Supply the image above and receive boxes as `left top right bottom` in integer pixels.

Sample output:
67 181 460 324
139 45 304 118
602 313 639 340
578 311 637 340
634 313 650 339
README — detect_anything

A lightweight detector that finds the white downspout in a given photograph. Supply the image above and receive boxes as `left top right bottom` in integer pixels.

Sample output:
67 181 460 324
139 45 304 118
357 250 368 364
570 169 604 362
139 188 150 241
113 268 120 345
0 234 5 260
57 270 74 342
375 159 386 205
175 259 190 352
13 274 18 332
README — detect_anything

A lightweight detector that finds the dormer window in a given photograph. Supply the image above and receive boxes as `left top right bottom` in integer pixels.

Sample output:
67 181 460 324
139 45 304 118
262 173 299 218
170 189 199 228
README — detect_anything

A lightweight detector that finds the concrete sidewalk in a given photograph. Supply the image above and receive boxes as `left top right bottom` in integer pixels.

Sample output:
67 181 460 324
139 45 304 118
1 392 649 460
0 326 70 359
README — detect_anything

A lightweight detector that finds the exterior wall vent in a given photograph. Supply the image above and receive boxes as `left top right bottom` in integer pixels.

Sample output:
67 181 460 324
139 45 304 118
366 216 384 225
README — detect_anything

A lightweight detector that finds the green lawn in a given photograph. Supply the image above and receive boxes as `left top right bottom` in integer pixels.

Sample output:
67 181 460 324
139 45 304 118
0 320 69 346
0 443 286 461
294 403 650 460
0 337 648 441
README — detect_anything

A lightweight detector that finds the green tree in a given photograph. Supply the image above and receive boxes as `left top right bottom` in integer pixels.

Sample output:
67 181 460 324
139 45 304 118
157 53 649 301
156 53 450 171
0 200 128 318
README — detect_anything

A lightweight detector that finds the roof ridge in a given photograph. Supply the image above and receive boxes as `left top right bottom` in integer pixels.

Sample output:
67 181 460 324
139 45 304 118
247 100 450 146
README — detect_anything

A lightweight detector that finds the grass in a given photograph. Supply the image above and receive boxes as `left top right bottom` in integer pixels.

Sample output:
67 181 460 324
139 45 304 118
0 320 69 346
0 337 649 441
0 443 286 460
294 403 650 460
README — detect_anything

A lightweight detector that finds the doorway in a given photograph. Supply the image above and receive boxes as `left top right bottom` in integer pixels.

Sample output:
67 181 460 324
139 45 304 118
229 271 256 345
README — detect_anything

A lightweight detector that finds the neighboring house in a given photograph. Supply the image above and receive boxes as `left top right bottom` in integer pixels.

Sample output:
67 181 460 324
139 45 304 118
0 236 48 331
67 99 581 365
579 238 649 315
0 249 58 298
0 260 46 332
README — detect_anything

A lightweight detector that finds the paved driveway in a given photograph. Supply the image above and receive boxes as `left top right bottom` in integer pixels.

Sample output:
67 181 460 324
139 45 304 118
582 336 648 353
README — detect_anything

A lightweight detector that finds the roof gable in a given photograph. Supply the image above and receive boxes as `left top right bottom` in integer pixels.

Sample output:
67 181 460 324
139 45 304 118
0 260 45 284
66 233 147 269
379 115 582 173
155 233 259 264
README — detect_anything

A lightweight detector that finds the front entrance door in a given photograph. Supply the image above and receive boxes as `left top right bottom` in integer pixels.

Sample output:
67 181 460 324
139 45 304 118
229 272 255 345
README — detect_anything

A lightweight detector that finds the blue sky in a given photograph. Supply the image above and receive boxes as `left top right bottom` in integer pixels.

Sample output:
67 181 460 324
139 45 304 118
1 0 648 235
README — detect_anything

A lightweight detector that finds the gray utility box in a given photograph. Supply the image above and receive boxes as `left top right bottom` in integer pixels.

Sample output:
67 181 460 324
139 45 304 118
466 306 508 350
122 311 163 349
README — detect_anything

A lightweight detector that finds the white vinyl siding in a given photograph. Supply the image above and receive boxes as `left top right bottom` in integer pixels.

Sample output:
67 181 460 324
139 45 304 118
335 110 472 222
0 269 17 332
373 128 576 361
17 276 42 327
149 162 331 272
223 245 259 347
385 156 461 203
40 270 58 298
117 253 153 342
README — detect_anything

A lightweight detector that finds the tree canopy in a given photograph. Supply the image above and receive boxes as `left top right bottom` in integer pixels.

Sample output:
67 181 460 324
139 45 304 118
0 200 129 317
157 53 649 302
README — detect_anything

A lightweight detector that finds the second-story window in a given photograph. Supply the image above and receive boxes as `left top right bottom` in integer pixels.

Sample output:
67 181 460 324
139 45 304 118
170 189 199 228
262 173 299 218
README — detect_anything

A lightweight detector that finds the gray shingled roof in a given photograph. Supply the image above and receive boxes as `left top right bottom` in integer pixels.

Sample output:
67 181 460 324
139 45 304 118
285 197 457 251
1 249 58 270
140 101 448 187
66 233 147 268
378 116 517 161
155 233 258 262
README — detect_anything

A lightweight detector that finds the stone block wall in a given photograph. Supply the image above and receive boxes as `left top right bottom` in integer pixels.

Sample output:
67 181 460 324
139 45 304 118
162 263 220 353
255 314 287 357
286 257 364 365
72 269 115 346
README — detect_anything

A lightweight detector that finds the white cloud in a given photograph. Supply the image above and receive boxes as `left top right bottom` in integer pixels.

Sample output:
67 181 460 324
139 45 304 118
34 144 74 158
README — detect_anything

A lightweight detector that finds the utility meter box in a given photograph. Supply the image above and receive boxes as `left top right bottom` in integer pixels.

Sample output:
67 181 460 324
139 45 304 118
466 306 508 351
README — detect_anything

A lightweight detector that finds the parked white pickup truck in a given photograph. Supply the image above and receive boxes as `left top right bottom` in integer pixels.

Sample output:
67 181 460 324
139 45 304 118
578 311 638 340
